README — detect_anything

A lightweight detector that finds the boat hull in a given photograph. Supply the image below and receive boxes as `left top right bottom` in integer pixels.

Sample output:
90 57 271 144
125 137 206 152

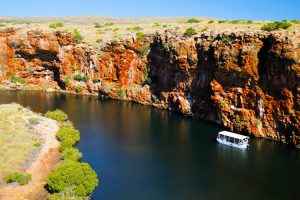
217 138 248 149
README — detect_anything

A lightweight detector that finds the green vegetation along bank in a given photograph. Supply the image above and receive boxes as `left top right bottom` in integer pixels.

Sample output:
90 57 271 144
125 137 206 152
45 109 99 200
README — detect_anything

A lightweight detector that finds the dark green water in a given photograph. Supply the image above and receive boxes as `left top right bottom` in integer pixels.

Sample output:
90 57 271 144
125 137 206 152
0 91 299 200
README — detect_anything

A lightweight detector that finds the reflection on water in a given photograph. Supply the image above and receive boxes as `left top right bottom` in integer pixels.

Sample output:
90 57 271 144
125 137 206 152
0 91 299 200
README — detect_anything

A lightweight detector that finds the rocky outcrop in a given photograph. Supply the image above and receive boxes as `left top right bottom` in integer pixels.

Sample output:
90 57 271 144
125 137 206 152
0 28 299 146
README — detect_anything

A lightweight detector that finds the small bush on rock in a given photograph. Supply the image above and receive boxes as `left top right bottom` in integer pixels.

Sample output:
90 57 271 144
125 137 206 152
63 76 72 87
104 22 114 26
45 109 68 122
47 161 99 197
117 88 127 99
10 75 25 84
49 22 64 29
57 125 80 150
186 18 201 23
152 22 161 27
75 85 83 94
94 22 102 28
62 148 82 161
73 73 88 82
184 27 197 37
5 172 31 185
136 32 145 40
73 29 83 43
218 20 227 23
261 21 292 31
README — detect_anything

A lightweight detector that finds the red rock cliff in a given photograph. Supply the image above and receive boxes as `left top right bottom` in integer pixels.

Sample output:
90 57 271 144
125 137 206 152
0 29 299 146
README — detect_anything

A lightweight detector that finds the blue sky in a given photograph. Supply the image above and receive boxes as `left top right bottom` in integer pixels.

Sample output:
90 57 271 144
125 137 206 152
1 0 299 20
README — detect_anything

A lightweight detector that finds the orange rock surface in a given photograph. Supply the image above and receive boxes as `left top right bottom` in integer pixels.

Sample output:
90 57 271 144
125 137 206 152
0 28 299 146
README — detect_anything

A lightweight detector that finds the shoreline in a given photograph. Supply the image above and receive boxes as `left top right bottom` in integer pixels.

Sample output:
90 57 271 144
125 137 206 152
1 85 298 148
0 117 60 200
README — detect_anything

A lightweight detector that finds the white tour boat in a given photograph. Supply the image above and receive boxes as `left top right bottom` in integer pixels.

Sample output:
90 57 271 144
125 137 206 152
217 131 249 149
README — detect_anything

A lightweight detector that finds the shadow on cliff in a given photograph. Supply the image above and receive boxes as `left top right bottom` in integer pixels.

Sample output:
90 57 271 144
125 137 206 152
146 40 190 95
15 48 66 89
146 36 217 119
258 35 297 99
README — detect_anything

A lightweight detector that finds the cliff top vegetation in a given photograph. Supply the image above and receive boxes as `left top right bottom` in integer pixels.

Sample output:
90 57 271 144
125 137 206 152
0 17 298 47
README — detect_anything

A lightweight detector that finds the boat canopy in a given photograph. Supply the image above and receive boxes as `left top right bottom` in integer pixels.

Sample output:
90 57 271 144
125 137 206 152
218 131 249 140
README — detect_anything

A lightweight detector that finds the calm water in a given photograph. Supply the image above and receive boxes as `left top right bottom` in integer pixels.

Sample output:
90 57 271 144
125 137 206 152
0 91 299 200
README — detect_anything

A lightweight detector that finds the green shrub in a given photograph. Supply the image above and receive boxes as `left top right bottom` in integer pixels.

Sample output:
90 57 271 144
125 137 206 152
184 27 197 37
229 19 252 24
49 22 64 29
231 20 241 24
113 28 119 32
63 76 72 87
10 75 25 84
136 32 145 40
62 148 82 161
94 22 102 28
73 29 83 43
33 141 41 148
128 26 143 32
261 21 292 31
104 22 114 26
73 73 88 82
217 35 234 44
57 125 80 150
219 99 227 109
47 161 99 197
117 88 127 99
137 44 150 56
153 22 161 27
290 19 300 24
5 172 31 185
75 85 83 93
186 18 201 23
218 20 227 23
45 109 68 122
208 20 214 24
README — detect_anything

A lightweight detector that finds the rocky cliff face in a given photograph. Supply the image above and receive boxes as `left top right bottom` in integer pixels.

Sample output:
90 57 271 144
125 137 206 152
0 28 299 146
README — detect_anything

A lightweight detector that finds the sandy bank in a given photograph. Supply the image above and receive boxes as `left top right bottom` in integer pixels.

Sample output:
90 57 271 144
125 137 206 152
0 117 60 200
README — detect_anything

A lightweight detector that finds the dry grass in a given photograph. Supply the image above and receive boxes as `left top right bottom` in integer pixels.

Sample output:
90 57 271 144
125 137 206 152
1 17 299 47
0 104 44 180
